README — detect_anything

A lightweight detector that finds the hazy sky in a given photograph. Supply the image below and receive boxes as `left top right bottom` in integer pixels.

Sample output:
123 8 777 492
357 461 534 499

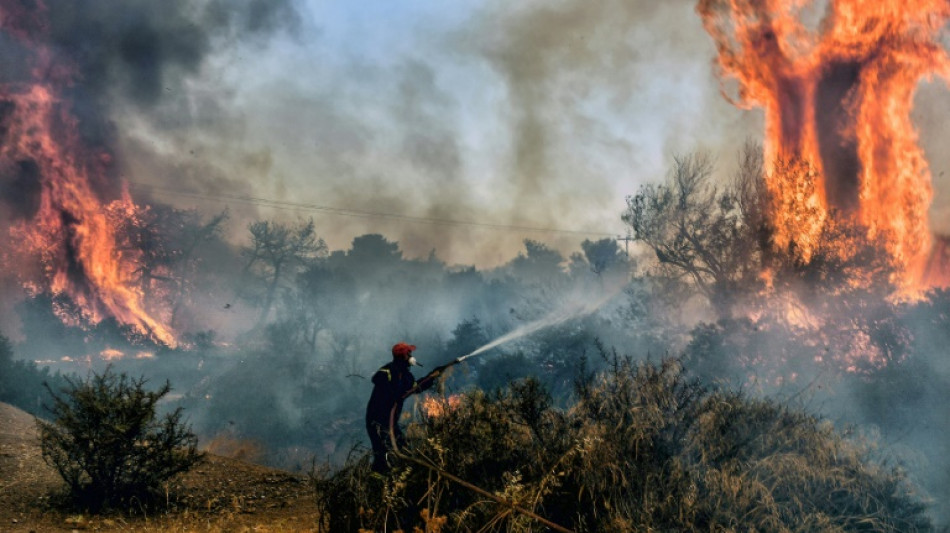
108 0 950 267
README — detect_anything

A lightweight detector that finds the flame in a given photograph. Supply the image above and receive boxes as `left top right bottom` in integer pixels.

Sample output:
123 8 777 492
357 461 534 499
923 234 950 287
0 4 176 345
698 0 950 290
100 348 125 361
420 395 462 418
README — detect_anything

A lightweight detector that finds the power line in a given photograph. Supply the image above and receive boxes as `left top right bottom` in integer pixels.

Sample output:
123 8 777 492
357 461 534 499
128 182 621 238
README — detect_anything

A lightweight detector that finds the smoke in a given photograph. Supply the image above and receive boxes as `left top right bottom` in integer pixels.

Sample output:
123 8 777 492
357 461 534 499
475 1 679 216
915 81 950 234
91 0 762 268
449 0 760 262
38 0 298 108
460 275 627 361
0 0 768 270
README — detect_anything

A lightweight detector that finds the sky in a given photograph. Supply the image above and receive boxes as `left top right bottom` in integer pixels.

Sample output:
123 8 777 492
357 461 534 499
109 0 767 267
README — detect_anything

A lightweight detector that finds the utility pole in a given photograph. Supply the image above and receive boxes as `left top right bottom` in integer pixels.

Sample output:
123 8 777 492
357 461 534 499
616 233 635 257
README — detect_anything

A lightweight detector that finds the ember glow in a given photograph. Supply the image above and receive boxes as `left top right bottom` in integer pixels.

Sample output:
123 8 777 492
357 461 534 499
0 4 176 346
698 0 950 290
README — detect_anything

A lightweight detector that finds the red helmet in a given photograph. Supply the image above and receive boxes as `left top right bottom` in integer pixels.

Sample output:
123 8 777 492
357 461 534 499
392 342 416 358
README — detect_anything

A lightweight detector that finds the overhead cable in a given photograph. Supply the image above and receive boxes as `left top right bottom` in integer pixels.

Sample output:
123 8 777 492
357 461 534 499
129 182 620 238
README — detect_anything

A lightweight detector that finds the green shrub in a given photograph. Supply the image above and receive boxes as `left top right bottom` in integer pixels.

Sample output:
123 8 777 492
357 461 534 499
315 356 933 532
37 367 203 511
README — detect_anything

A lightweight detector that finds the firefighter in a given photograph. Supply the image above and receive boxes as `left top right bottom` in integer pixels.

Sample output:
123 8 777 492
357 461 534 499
365 342 439 473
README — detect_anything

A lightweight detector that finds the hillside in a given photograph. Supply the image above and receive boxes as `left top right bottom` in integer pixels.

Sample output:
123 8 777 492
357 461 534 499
0 402 322 532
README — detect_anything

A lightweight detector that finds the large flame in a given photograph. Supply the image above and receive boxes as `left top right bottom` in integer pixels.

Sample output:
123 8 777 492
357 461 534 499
0 3 176 346
698 0 950 290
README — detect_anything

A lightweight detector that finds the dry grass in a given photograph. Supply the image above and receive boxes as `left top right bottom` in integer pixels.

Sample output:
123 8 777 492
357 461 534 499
0 402 321 532
314 356 933 532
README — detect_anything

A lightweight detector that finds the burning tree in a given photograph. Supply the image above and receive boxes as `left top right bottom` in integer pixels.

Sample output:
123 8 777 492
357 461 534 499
697 0 950 291
0 2 181 346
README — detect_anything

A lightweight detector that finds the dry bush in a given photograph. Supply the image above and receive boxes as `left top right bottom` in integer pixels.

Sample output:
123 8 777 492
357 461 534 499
314 356 932 532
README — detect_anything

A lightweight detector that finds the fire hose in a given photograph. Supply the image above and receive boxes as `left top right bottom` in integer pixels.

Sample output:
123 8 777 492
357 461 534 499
385 361 574 533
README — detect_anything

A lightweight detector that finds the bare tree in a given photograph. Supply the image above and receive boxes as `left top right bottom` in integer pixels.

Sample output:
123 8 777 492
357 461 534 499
623 149 766 318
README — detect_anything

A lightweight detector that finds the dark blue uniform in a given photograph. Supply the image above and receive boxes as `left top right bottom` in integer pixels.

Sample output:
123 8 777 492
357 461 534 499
365 359 434 473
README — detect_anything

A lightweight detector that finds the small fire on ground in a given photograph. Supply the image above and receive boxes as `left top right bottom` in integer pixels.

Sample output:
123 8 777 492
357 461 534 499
99 349 155 361
420 395 462 418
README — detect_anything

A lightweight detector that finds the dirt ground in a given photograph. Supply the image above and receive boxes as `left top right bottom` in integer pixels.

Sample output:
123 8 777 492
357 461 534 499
0 402 323 532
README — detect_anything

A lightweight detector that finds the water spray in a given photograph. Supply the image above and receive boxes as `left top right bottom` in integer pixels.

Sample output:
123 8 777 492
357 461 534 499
421 284 623 381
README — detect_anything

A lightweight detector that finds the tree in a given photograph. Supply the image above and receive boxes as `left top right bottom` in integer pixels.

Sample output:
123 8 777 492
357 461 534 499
503 240 569 323
241 218 326 326
167 208 230 327
347 233 402 265
446 317 489 359
580 237 628 278
117 205 177 303
507 239 565 282
37 367 203 510
623 151 766 318
0 330 71 415
114 206 231 330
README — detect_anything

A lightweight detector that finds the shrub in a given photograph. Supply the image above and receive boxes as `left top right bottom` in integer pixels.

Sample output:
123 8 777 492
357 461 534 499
0 333 69 416
37 367 204 511
315 356 933 532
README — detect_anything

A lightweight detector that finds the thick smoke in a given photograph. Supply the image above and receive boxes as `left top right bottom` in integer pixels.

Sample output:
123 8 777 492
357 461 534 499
2 0 760 269
109 0 761 267
40 0 298 109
